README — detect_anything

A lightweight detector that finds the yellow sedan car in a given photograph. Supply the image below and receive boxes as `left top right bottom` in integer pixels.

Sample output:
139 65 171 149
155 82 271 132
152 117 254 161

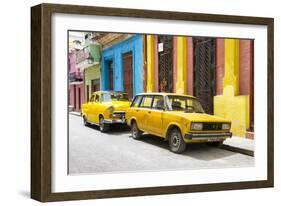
126 93 232 153
82 91 131 132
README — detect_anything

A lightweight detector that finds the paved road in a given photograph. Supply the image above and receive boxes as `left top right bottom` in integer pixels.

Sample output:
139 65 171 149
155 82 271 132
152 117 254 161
68 114 254 174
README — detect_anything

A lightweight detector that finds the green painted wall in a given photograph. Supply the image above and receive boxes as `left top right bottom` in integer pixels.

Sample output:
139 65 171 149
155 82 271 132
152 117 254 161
88 44 101 62
84 64 100 100
84 39 101 63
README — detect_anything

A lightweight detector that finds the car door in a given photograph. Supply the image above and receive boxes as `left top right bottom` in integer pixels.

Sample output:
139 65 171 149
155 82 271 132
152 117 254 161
88 94 100 124
86 95 95 123
137 95 153 131
92 94 101 124
127 95 142 121
147 95 164 136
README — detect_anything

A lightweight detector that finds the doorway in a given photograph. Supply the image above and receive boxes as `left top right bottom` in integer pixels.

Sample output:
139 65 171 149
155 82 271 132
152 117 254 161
107 60 114 90
122 52 133 98
193 37 216 114
158 35 173 92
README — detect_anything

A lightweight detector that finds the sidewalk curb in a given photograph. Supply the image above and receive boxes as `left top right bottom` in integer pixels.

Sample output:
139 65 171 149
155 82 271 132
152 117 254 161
69 112 81 117
220 144 254 157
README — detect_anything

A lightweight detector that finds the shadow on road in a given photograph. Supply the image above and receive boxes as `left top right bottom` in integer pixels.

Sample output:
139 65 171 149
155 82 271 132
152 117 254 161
85 123 237 161
137 134 236 161
85 124 130 135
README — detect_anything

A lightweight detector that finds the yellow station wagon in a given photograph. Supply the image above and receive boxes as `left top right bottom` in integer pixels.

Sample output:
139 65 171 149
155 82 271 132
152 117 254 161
126 93 232 153
82 91 131 132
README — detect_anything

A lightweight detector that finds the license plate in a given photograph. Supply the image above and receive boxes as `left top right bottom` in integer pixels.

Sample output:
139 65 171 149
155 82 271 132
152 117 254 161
207 138 221 142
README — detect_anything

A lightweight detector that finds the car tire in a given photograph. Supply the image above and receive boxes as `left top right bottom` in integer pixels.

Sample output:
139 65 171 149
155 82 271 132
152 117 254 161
99 116 110 132
207 141 223 147
83 116 89 126
169 128 186 154
131 121 142 140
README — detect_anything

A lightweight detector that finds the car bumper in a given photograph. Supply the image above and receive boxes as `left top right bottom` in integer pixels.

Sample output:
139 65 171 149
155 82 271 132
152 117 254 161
104 111 127 124
103 118 126 124
185 132 232 141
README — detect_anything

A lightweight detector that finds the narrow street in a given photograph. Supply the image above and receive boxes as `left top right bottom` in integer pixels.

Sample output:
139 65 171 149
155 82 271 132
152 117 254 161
68 114 254 174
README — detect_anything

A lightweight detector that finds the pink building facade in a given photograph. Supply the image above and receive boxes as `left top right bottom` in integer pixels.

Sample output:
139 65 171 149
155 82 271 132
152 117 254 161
68 50 85 112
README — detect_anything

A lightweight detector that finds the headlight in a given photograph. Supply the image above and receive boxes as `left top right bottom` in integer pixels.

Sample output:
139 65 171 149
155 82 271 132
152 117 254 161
222 123 231 130
191 123 203 130
107 106 114 113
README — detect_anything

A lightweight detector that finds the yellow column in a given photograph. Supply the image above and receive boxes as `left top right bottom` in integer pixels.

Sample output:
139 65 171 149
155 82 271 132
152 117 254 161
146 35 155 92
223 39 240 95
176 37 187 94
214 39 250 137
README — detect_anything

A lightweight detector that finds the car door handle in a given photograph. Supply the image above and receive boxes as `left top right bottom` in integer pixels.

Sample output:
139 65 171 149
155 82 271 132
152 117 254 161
148 111 151 114
136 109 139 112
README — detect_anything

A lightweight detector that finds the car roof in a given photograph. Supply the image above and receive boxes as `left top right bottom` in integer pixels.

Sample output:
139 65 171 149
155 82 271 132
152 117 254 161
135 92 195 98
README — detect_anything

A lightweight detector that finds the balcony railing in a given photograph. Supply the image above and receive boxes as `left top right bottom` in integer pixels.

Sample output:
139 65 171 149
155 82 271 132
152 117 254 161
69 71 83 83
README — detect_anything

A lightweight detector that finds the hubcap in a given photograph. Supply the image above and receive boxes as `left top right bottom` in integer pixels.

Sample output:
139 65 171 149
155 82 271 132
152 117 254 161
171 134 180 147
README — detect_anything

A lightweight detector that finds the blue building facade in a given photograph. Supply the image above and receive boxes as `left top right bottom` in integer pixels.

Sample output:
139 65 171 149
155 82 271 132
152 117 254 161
101 35 143 97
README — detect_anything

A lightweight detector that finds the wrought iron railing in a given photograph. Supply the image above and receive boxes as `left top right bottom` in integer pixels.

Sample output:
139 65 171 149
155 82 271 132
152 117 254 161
69 71 83 82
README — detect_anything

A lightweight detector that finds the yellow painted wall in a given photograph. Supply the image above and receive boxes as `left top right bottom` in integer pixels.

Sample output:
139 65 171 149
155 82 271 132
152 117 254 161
214 39 250 137
146 35 155 92
146 37 250 137
176 37 187 94
146 36 188 94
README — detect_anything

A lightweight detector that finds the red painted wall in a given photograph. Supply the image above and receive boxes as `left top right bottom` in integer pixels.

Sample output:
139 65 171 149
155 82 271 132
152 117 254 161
69 83 84 112
239 40 253 95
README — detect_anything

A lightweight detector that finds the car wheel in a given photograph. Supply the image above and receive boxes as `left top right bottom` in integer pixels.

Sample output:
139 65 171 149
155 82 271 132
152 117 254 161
207 141 223 147
131 121 142 140
99 116 110 132
83 116 89 126
169 128 186 154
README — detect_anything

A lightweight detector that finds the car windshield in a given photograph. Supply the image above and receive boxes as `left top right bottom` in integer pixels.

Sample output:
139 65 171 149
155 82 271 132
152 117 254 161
166 95 204 113
101 92 129 102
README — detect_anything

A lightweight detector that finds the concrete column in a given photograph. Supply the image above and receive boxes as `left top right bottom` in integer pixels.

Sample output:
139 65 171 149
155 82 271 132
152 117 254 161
153 35 159 92
214 38 250 137
146 35 155 92
172 37 178 93
216 39 225 95
114 52 123 92
186 37 193 95
176 37 187 94
239 40 252 95
223 39 240 96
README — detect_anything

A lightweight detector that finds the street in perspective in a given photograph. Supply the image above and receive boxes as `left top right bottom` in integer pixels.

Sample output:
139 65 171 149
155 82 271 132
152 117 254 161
69 114 254 174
